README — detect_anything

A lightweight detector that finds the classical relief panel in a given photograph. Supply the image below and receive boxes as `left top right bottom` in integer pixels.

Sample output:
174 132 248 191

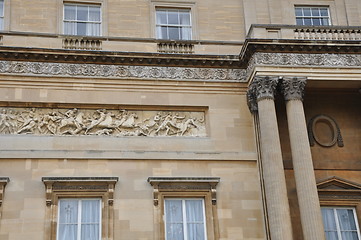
0 107 206 137
0 60 246 81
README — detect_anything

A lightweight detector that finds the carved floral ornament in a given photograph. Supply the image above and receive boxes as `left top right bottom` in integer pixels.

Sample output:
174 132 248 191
0 60 246 82
0 177 10 208
247 76 307 113
0 107 206 137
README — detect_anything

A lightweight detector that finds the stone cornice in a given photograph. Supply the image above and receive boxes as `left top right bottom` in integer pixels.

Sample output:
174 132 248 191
0 46 241 68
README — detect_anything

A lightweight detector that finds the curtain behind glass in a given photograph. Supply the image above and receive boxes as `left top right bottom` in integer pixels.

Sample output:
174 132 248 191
58 200 78 240
186 200 205 240
81 200 100 240
322 208 338 240
165 200 184 240
337 209 359 240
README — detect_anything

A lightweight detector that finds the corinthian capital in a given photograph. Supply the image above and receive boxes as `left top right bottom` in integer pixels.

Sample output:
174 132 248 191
281 77 307 101
247 76 279 113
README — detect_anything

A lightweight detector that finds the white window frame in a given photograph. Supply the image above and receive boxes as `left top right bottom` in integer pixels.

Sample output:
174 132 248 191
164 198 207 240
0 0 4 30
155 8 192 40
295 6 331 26
57 198 102 240
321 207 361 240
63 3 102 36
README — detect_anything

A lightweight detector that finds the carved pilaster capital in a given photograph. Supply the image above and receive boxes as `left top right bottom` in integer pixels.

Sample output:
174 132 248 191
247 76 279 113
280 77 307 101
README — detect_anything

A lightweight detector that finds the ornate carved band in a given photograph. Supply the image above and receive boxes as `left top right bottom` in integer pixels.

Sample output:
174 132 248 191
247 76 279 113
42 177 118 206
0 107 206 137
307 115 344 147
147 177 220 206
0 177 10 207
280 77 307 101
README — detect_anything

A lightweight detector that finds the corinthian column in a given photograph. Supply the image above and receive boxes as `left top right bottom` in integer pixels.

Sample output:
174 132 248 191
280 77 325 240
247 76 293 240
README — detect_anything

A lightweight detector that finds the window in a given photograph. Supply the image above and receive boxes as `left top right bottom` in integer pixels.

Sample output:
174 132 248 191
64 4 101 36
0 0 4 30
322 207 361 240
156 8 191 40
42 177 118 240
295 7 330 26
148 177 219 240
165 198 206 240
58 199 101 240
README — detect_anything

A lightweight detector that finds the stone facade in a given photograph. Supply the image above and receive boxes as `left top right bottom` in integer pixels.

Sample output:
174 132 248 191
0 1 361 240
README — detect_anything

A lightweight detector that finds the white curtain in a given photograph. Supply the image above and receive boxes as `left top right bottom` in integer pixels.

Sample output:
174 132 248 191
58 199 100 240
58 200 79 240
337 209 359 240
186 200 205 240
81 200 100 240
322 208 338 240
165 200 184 240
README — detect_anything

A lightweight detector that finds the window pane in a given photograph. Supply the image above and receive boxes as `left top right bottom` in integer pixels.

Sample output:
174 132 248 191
186 200 205 240
165 200 184 240
64 22 76 35
296 18 303 25
325 231 338 240
168 11 179 25
341 232 359 240
322 18 330 26
58 200 79 240
311 8 320 16
180 27 191 40
156 10 167 24
0 0 4 17
304 18 312 25
303 8 311 16
77 22 87 35
168 27 180 40
156 26 167 39
337 209 357 231
312 18 321 26
86 23 101 36
77 5 88 21
179 11 190 25
89 6 100 21
64 5 76 20
320 8 329 16
295 8 302 17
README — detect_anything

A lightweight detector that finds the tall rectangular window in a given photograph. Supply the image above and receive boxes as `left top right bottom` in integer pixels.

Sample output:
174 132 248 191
156 8 191 40
64 4 101 36
295 7 330 26
164 198 206 240
57 199 101 240
0 0 4 30
322 207 361 240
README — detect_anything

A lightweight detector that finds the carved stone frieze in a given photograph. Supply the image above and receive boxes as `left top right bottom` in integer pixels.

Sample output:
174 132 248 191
247 52 361 77
247 76 279 113
0 60 246 81
0 177 9 208
0 107 206 137
280 77 307 101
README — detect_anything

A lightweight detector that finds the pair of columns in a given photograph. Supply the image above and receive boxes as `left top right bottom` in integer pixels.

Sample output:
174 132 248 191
247 76 325 240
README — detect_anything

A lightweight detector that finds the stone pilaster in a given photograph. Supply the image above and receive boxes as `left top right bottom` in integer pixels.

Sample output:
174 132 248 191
247 76 294 240
281 77 325 240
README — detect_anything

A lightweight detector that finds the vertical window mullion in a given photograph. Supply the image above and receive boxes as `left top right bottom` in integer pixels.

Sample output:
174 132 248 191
334 208 343 240
77 200 82 240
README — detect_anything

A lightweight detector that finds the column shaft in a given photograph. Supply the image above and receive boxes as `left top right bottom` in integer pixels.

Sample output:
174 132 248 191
286 100 325 240
258 98 294 240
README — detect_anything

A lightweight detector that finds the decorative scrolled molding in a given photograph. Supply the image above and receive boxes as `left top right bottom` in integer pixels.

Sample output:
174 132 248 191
147 177 220 206
42 177 118 207
307 114 344 147
280 76 307 101
247 76 279 113
0 177 10 208
0 60 246 82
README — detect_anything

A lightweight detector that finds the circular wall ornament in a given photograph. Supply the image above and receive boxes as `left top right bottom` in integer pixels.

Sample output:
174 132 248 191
307 115 344 147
